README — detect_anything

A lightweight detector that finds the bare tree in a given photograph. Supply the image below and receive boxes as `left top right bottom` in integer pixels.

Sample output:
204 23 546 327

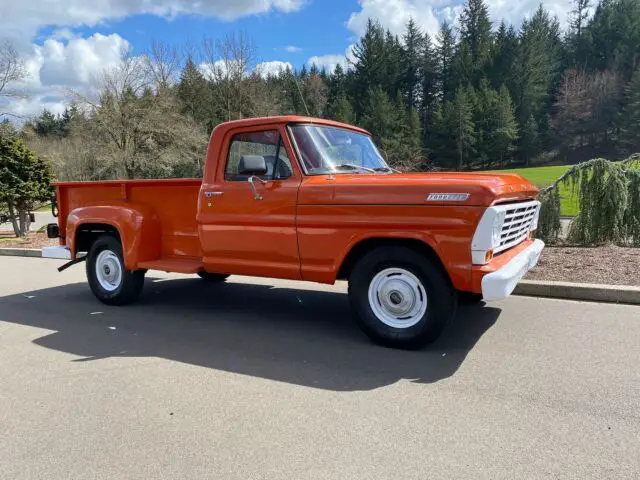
68 53 207 180
0 39 26 115
553 68 592 149
201 32 256 121
142 40 182 90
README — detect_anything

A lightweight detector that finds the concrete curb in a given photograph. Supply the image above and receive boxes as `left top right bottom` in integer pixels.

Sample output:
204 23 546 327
514 280 640 305
0 248 42 258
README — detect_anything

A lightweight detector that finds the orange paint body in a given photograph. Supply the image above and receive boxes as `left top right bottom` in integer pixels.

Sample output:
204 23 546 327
54 116 539 293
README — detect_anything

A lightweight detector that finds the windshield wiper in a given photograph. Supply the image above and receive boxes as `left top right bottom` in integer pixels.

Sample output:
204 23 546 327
333 163 377 173
373 166 401 173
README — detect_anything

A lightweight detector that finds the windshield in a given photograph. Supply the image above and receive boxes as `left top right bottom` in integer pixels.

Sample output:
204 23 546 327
289 124 391 175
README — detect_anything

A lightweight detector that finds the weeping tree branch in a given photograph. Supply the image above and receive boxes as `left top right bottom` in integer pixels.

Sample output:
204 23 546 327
537 154 640 245
539 154 640 195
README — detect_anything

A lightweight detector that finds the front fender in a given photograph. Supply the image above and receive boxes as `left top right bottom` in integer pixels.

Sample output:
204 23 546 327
67 202 161 269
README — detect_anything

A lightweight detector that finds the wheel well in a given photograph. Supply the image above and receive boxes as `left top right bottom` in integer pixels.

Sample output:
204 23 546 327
337 238 451 284
75 223 120 253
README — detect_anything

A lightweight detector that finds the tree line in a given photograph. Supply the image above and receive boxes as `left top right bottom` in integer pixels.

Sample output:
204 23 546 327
7 0 640 180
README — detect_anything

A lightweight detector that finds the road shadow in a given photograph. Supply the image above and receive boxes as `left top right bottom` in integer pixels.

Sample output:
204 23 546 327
0 277 501 391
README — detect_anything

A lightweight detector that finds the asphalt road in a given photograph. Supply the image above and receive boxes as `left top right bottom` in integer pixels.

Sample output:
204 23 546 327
1 256 639 479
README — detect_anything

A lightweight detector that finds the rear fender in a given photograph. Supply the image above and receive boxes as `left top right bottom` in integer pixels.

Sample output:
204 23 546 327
67 203 161 269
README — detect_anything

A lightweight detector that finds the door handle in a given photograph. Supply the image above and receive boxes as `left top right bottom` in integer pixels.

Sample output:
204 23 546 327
204 191 224 198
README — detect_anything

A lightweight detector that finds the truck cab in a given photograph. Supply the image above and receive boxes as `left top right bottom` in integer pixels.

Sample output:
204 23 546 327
44 116 544 349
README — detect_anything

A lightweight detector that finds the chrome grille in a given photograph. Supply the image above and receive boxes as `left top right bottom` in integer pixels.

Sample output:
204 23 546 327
494 201 540 254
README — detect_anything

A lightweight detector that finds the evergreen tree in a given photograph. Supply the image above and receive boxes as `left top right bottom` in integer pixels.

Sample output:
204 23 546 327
436 22 457 101
459 0 493 84
303 70 328 117
569 0 591 39
453 87 476 170
421 32 439 144
299 64 309 80
362 86 396 149
326 64 348 119
434 87 476 170
33 110 62 137
579 0 640 80
431 103 454 168
453 38 474 87
488 85 519 166
512 5 562 153
177 56 216 130
0 135 53 236
472 78 496 167
402 18 424 111
520 115 539 165
491 22 518 90
383 30 404 99
333 93 356 124
619 69 640 153
351 19 388 115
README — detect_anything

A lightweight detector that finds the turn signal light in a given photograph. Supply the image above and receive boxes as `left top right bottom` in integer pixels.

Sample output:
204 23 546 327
485 250 494 263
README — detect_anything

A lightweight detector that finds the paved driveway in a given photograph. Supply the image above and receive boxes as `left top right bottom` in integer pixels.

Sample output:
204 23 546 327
1 256 639 479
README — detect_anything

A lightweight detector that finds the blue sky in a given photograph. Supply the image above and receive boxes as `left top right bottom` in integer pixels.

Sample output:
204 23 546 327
3 0 574 118
34 1 358 69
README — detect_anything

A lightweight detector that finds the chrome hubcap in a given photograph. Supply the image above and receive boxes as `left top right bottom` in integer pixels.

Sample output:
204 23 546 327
95 250 122 292
368 268 427 329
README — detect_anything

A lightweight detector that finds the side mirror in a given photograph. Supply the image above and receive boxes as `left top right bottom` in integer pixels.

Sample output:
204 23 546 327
238 155 268 176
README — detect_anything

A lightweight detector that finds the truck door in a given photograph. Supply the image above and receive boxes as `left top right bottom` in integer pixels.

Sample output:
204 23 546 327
198 126 302 280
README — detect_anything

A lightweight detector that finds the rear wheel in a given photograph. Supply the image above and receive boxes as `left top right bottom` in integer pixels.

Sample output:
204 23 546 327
197 272 230 283
348 246 457 349
86 235 145 306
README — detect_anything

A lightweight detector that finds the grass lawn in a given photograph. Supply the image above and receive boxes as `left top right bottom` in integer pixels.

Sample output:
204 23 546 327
496 165 579 217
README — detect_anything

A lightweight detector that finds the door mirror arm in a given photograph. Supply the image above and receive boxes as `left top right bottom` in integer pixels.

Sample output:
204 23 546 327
248 175 268 201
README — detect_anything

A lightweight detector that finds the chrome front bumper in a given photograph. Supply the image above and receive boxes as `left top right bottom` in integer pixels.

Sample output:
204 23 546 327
481 239 545 301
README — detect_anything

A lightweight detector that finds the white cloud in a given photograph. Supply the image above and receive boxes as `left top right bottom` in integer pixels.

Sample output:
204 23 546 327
347 0 441 37
255 60 293 77
346 0 575 38
307 55 346 72
3 33 129 119
284 45 302 53
307 45 356 72
38 34 129 88
2 0 307 41
486 0 575 30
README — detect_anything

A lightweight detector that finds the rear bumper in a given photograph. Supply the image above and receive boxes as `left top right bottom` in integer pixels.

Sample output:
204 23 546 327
42 246 72 260
479 239 545 301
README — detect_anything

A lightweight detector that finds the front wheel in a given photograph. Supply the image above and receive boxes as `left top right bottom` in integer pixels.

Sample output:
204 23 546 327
86 235 145 306
348 246 457 349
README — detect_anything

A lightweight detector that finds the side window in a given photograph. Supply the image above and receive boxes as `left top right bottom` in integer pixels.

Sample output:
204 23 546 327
225 131 294 181
225 130 279 181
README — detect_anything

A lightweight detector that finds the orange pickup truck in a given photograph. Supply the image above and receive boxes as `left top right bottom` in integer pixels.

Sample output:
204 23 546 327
43 116 544 349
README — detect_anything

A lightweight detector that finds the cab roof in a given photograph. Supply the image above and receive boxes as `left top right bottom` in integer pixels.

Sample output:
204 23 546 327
211 116 371 137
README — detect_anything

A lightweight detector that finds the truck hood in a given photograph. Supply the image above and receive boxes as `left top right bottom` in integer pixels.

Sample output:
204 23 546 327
298 172 539 207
